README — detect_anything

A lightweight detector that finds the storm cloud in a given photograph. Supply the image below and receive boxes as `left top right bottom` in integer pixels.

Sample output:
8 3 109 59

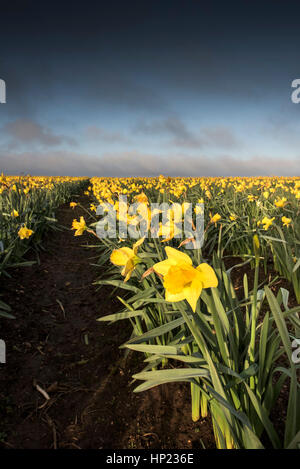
1 1 300 176
1 119 76 148
135 117 241 149
85 126 131 144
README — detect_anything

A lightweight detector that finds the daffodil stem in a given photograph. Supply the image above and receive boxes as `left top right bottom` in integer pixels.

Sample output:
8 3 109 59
175 302 207 359
87 229 97 237
152 235 164 261
249 258 259 390
77 203 97 221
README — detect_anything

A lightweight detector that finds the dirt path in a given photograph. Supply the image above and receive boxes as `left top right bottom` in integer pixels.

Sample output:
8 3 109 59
0 192 215 449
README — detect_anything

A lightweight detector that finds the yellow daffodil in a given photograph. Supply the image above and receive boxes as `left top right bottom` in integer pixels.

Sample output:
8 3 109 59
11 209 19 217
275 197 287 208
282 216 292 227
71 216 87 236
152 247 218 312
135 192 149 204
210 212 221 226
110 238 144 282
18 225 34 240
70 202 77 209
258 216 275 230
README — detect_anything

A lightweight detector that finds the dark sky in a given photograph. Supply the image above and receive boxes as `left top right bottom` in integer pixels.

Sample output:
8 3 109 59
0 0 300 176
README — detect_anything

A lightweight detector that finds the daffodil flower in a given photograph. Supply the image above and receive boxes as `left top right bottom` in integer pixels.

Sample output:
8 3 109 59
110 238 144 282
135 192 149 204
70 202 77 209
209 212 221 226
71 216 87 236
282 216 291 227
259 216 275 230
275 197 287 208
152 247 218 312
18 225 34 240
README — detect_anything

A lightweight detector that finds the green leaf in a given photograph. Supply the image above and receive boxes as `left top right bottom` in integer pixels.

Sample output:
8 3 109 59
292 257 300 273
258 311 270 386
243 382 281 448
125 343 178 354
133 367 210 385
95 279 141 293
97 310 145 323
286 430 300 449
125 317 185 345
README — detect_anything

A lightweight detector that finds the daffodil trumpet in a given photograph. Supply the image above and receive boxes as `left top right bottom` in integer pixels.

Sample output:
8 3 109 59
152 247 218 312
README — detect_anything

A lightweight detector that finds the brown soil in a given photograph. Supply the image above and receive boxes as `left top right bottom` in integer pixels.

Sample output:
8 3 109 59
0 193 215 449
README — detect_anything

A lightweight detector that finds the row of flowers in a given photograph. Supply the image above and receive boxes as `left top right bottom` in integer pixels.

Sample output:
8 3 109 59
69 176 300 449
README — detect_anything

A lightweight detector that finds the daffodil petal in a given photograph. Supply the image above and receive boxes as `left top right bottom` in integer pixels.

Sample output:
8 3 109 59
110 247 134 266
122 258 136 282
165 289 187 303
184 276 203 312
196 263 218 288
153 258 176 276
165 246 192 265
133 237 145 255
